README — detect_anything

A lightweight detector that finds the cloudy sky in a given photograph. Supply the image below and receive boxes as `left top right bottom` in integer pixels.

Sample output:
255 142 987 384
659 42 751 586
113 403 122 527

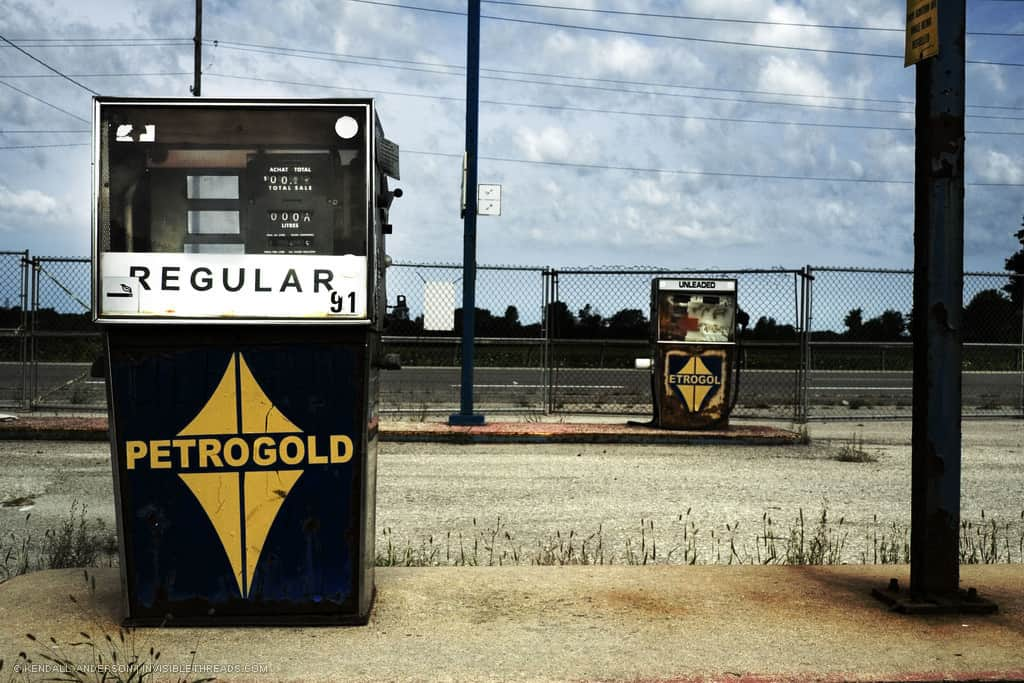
1 0 1022 272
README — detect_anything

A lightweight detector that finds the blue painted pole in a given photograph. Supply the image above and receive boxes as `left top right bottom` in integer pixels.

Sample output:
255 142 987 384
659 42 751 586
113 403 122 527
449 0 484 426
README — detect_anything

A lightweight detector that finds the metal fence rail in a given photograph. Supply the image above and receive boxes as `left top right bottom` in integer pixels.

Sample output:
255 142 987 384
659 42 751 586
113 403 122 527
1 255 1021 420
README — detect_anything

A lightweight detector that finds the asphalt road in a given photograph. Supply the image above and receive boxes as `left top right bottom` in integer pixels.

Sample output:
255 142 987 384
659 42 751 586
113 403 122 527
2 362 1021 412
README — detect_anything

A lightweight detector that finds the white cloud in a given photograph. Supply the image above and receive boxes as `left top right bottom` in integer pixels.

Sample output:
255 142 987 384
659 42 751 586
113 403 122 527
623 179 676 208
756 56 833 104
976 151 1024 185
515 125 596 163
0 186 58 216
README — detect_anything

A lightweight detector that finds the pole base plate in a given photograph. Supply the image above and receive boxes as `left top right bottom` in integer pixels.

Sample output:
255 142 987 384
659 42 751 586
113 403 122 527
871 578 998 614
448 413 486 426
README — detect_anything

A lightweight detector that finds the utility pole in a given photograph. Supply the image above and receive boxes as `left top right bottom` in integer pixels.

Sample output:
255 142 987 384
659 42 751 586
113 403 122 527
875 0 994 613
191 0 202 97
449 0 485 426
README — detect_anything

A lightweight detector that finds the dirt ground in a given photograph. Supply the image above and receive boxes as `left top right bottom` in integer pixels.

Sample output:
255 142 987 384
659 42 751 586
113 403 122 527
0 419 1021 567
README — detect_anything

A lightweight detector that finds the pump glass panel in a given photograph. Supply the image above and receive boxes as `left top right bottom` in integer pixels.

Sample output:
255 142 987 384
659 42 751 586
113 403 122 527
95 101 373 322
656 281 737 343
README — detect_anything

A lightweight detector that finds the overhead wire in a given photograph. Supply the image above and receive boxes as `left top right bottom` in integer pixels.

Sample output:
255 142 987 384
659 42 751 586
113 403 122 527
0 34 100 94
206 41 1024 121
400 149 1024 187
341 0 1024 66
480 0 1024 38
206 71 1024 136
0 80 90 123
1 37 190 43
0 143 89 150
0 72 189 79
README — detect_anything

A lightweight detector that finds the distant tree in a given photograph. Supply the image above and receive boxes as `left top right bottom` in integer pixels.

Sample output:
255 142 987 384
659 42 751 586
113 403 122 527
843 308 906 341
746 316 797 340
963 289 1018 342
454 306 499 335
843 308 864 338
1004 216 1024 305
607 308 648 338
577 304 604 337
861 310 907 341
502 305 520 327
545 301 576 338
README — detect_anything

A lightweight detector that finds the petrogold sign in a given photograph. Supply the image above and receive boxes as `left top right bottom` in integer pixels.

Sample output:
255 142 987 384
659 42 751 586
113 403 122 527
905 0 938 66
124 351 356 600
665 353 724 413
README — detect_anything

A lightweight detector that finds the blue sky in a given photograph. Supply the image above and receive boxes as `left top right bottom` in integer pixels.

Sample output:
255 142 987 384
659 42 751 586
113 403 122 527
1 0 1022 272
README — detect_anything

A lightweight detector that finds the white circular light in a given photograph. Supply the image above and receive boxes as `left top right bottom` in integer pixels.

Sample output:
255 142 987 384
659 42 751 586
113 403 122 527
335 116 359 139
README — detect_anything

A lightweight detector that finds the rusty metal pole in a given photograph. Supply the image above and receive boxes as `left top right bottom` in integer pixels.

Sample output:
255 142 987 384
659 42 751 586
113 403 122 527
910 0 965 598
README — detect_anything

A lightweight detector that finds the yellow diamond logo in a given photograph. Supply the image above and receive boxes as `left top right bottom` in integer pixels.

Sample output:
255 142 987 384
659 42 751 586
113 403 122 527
177 352 303 599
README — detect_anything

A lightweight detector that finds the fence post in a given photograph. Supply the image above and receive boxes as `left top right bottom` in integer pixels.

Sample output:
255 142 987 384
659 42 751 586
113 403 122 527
18 252 30 409
28 257 39 410
546 269 558 414
541 267 551 414
800 266 814 422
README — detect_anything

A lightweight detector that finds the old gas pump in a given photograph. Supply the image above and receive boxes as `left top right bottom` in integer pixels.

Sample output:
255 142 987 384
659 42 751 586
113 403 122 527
92 98 400 625
644 278 740 429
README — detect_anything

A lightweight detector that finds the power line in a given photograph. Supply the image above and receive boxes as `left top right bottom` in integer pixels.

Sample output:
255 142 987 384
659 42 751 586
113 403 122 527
481 0 1024 38
207 38 1024 112
0 72 189 79
402 149 1024 187
0 34 100 95
207 71 1024 137
0 143 89 150
1 42 192 48
2 36 190 42
0 80 89 123
0 129 90 133
344 0 903 59
342 0 1024 68
207 42 1024 121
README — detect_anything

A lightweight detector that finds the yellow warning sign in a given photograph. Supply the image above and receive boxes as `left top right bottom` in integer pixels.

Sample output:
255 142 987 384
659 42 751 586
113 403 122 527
905 0 938 67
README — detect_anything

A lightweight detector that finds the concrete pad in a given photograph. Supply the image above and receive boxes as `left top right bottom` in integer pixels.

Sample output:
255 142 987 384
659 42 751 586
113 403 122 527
0 416 801 446
1 565 1021 682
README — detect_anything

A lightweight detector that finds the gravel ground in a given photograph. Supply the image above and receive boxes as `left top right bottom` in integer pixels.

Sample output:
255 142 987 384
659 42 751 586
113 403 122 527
1 420 1022 568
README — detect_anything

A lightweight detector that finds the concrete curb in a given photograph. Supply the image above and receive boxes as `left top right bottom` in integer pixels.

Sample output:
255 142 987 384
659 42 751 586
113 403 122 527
0 416 802 445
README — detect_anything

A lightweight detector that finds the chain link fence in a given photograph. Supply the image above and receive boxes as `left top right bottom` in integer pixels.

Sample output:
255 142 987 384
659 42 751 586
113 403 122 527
382 263 548 413
28 257 102 409
807 267 1024 419
0 251 29 407
547 268 807 418
1 255 1021 420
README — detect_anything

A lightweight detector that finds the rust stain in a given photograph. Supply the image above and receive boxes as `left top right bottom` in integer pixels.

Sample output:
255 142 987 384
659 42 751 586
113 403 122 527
598 588 689 617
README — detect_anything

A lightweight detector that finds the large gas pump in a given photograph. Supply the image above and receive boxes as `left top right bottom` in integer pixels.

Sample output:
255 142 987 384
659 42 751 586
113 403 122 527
92 98 400 625
646 278 740 429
